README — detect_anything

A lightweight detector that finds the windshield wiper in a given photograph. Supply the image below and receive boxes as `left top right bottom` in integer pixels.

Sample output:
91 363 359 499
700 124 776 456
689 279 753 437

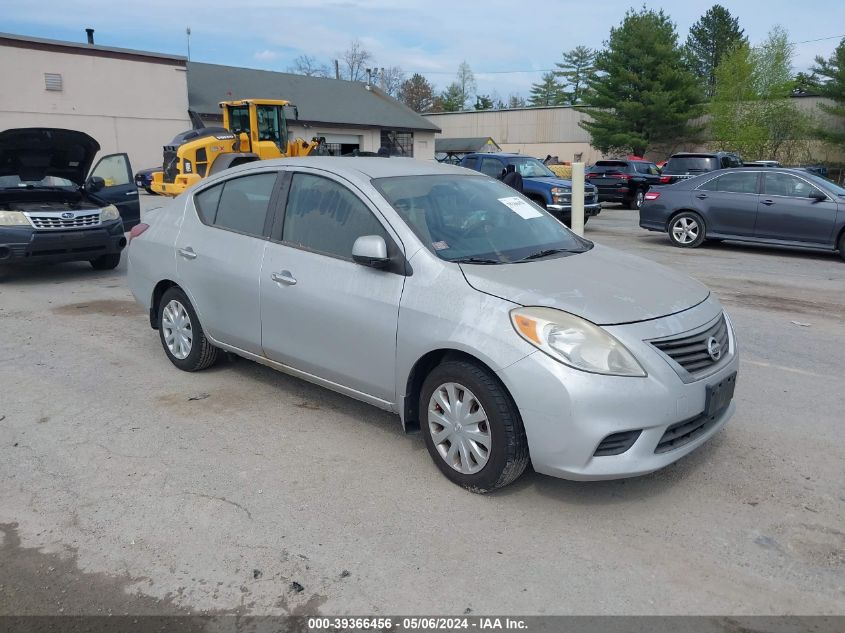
452 256 501 265
517 248 580 262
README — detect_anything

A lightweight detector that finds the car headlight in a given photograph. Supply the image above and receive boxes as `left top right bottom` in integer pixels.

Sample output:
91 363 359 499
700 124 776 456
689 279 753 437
510 306 646 377
99 205 120 222
0 210 30 226
550 187 571 195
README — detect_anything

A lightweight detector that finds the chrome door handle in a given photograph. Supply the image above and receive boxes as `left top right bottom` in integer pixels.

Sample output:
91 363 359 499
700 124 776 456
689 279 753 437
271 270 297 285
178 247 197 260
695 193 708 199
761 199 774 206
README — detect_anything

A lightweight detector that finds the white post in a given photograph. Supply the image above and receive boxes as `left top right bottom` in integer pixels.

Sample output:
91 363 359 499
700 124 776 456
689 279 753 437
571 162 585 237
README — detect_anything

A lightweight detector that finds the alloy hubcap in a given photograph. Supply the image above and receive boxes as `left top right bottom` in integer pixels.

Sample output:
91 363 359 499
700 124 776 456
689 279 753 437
428 382 491 474
672 217 699 244
162 299 193 360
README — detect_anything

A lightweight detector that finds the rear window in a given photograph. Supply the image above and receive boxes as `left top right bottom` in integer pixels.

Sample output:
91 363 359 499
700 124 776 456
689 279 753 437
590 161 629 174
666 156 718 173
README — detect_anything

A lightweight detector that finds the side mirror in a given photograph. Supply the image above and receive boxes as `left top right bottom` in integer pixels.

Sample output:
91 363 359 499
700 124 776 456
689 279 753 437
86 176 105 192
809 190 827 202
352 235 389 268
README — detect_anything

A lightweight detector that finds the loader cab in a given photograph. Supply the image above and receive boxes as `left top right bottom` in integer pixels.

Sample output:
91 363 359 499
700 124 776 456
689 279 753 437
222 101 289 157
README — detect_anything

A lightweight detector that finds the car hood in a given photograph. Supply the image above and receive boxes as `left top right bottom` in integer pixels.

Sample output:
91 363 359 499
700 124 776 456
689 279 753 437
460 244 709 325
524 176 595 190
0 128 100 186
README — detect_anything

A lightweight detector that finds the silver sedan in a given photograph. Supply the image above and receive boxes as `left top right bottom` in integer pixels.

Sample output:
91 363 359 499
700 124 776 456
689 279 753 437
127 157 738 492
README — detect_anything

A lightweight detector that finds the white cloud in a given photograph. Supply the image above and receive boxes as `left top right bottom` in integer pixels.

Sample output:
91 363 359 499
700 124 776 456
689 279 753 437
253 49 278 61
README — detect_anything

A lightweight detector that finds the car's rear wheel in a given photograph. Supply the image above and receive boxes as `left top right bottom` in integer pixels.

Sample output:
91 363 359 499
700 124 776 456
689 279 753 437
90 253 121 270
419 359 529 493
668 211 706 248
158 287 219 371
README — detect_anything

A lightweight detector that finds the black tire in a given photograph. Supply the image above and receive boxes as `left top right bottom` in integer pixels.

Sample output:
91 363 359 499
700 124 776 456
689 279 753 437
89 253 121 270
419 359 529 493
626 189 645 210
838 232 845 262
668 211 706 248
157 287 219 372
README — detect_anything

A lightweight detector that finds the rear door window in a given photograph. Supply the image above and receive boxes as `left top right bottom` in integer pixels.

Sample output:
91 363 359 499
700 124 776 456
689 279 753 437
698 172 759 194
479 157 504 178
199 172 277 237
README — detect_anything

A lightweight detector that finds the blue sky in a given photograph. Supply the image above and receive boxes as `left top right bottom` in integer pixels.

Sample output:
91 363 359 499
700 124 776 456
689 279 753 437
4 0 845 99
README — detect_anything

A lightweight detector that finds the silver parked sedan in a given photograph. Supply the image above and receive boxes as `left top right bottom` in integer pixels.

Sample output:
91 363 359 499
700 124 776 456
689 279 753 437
128 157 738 492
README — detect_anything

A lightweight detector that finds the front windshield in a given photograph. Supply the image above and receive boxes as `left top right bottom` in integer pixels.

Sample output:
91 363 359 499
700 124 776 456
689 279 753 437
0 174 75 188
373 175 592 264
509 157 556 178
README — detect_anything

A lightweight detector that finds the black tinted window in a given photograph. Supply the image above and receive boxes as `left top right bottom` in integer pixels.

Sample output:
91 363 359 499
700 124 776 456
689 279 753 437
633 162 659 175
214 173 277 237
666 156 718 173
764 173 823 198
591 161 629 174
194 183 222 224
282 173 386 259
479 158 503 178
699 172 758 194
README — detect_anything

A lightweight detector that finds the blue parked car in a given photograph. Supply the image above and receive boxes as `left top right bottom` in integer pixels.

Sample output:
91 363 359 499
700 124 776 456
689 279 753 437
459 153 601 225
134 167 160 194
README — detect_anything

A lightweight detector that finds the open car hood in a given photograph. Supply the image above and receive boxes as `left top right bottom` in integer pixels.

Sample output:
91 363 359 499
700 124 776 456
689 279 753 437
461 244 710 325
0 128 100 186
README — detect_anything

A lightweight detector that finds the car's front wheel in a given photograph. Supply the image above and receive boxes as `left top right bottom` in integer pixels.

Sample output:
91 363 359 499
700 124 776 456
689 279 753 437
420 359 529 493
838 231 845 262
158 287 219 371
668 211 706 248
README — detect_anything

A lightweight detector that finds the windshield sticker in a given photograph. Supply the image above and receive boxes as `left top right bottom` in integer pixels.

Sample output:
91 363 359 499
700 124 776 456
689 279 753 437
432 241 449 251
498 196 543 219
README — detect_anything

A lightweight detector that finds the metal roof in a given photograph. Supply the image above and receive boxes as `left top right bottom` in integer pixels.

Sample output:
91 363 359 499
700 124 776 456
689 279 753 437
0 32 186 63
187 62 440 133
435 137 501 153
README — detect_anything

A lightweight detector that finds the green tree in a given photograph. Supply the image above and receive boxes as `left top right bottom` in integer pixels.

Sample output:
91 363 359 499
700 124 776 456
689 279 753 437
399 73 436 112
508 94 527 108
710 28 810 161
474 94 494 110
440 82 465 112
580 8 703 156
555 46 596 104
811 37 845 150
529 72 564 106
684 4 746 98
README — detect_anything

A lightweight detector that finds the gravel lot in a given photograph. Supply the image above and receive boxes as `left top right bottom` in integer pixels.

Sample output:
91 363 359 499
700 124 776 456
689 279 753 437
1 194 843 616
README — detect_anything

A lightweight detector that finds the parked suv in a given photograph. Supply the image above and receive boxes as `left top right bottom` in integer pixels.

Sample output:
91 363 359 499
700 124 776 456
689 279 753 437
459 153 601 225
0 128 139 269
586 159 664 209
661 152 743 184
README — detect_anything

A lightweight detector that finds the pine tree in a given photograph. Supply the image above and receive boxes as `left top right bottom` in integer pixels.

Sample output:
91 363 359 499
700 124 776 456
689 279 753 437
555 46 596 105
685 4 746 98
529 73 564 107
580 8 703 156
811 37 845 150
440 83 465 112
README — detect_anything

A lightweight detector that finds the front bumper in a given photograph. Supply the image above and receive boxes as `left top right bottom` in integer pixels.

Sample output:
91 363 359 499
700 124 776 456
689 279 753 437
496 298 738 480
0 221 126 264
547 203 602 219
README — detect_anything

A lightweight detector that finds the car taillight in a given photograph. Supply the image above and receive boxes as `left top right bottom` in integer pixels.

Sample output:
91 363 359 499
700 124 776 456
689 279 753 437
659 176 671 183
586 173 600 178
644 192 661 201
128 222 149 243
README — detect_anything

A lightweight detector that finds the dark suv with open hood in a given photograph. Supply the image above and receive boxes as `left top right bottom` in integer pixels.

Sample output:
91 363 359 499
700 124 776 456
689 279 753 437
0 128 139 269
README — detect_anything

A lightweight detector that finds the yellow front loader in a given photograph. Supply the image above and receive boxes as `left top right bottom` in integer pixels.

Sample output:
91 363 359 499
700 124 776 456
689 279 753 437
151 99 325 196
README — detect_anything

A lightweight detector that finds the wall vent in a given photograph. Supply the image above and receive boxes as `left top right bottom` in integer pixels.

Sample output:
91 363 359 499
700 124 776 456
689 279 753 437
44 73 63 91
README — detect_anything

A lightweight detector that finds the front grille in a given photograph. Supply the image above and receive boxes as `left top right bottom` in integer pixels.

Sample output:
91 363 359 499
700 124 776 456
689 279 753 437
650 314 729 377
655 411 719 453
27 212 101 230
594 430 642 456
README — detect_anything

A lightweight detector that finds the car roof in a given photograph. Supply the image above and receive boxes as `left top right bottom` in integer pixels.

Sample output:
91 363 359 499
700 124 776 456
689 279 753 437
464 153 535 159
218 156 474 181
669 152 726 158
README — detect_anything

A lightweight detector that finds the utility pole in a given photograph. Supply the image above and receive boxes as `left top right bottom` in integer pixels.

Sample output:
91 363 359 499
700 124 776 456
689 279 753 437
186 27 191 61
334 59 340 80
